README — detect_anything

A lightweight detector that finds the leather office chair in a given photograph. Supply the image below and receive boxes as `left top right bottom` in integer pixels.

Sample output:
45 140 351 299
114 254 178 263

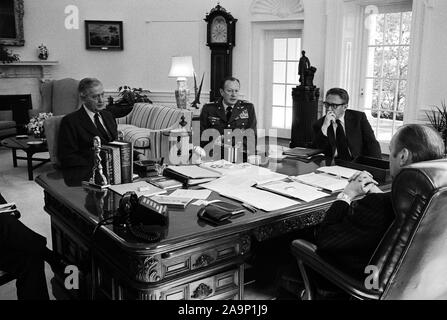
291 160 447 300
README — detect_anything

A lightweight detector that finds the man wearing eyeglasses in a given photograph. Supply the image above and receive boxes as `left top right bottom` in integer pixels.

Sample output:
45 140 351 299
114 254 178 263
312 88 381 161
58 78 118 169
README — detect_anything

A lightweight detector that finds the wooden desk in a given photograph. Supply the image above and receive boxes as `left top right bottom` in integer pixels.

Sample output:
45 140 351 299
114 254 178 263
35 159 340 300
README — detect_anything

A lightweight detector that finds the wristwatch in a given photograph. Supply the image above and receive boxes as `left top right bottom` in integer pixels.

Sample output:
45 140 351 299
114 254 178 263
336 192 352 205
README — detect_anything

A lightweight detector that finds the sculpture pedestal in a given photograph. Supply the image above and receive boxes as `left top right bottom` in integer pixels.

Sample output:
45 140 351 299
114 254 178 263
291 85 320 148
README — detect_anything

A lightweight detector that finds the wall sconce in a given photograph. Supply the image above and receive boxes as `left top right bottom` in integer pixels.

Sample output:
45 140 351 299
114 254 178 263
168 56 194 109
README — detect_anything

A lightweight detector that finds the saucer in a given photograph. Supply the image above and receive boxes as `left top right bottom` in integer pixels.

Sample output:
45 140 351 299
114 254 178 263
16 135 28 139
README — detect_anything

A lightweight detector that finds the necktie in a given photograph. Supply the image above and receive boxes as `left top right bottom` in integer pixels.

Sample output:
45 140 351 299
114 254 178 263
94 113 112 142
335 119 352 161
226 106 233 122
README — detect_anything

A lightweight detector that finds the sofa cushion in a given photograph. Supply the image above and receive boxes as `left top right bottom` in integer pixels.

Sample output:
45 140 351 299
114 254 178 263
0 121 16 130
119 125 152 149
130 103 184 129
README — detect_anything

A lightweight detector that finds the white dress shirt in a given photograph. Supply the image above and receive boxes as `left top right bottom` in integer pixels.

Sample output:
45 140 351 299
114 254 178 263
83 105 107 130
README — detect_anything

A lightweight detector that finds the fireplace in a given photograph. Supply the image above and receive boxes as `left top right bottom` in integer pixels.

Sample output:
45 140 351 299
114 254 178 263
0 94 32 134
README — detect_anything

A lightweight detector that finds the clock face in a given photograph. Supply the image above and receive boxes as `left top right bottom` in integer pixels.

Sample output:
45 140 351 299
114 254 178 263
211 16 228 43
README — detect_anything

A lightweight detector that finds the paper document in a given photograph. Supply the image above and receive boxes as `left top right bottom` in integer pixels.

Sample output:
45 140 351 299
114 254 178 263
108 181 166 198
294 173 349 193
170 189 212 200
167 165 221 179
316 166 359 179
203 183 299 212
257 180 329 202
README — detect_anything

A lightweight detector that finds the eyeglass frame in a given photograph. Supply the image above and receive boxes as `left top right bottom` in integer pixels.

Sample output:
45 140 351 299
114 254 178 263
323 101 348 110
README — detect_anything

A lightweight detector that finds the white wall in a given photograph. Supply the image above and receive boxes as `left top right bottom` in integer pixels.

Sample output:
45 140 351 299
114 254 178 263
10 0 447 122
10 0 327 109
12 0 253 99
413 0 447 121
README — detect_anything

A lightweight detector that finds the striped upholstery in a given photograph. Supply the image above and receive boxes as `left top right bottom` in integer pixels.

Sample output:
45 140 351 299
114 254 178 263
117 103 192 160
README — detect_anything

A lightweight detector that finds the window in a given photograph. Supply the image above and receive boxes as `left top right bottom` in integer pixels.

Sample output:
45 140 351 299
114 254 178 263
360 4 412 142
271 37 301 130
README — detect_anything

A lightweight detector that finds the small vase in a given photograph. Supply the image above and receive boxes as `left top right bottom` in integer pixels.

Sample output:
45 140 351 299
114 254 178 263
38 44 49 60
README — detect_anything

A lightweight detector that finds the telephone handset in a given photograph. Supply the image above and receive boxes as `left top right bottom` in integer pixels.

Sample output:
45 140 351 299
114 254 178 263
118 191 169 242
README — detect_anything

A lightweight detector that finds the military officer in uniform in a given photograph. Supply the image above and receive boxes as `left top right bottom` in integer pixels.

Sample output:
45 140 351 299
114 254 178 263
200 76 257 161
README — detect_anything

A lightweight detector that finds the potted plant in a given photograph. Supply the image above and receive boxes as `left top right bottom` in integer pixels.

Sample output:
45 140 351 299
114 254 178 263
107 85 152 118
425 100 447 152
0 44 20 64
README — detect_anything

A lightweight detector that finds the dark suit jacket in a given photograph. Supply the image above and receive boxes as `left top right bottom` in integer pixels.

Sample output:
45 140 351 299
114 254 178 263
0 193 49 299
315 192 394 279
58 107 118 169
312 110 381 159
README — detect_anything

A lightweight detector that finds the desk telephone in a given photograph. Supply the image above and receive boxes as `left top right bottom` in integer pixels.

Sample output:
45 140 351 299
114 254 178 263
117 191 169 242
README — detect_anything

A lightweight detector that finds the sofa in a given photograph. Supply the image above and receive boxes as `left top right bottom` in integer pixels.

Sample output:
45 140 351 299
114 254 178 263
0 110 17 138
117 103 192 160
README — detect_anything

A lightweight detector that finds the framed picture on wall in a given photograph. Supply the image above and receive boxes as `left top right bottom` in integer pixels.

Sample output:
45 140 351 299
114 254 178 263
85 20 123 50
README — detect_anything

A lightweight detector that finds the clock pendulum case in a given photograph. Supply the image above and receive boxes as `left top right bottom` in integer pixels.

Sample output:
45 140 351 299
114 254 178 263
204 4 238 101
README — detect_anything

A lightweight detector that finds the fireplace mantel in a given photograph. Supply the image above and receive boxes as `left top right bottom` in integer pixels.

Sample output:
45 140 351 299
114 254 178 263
0 60 59 82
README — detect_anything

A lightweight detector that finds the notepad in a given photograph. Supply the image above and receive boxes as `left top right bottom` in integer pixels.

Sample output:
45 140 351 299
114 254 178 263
294 173 349 193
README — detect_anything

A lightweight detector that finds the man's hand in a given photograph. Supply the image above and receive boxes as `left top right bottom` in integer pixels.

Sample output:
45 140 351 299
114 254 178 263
322 111 337 136
343 170 379 200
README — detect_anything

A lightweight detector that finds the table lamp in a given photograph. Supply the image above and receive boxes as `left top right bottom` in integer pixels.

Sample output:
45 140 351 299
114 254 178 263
168 56 194 109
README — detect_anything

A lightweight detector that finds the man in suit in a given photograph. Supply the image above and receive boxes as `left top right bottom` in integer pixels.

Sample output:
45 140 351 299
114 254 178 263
0 194 67 300
314 124 445 279
58 78 118 169
312 88 381 161
200 76 257 161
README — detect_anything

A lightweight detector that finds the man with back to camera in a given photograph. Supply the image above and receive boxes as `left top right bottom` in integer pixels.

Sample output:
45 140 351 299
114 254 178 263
313 124 445 279
312 88 381 161
58 77 118 169
0 194 68 300
200 76 257 161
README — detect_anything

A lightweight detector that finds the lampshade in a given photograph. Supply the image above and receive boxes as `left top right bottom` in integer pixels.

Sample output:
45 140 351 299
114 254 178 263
168 56 194 78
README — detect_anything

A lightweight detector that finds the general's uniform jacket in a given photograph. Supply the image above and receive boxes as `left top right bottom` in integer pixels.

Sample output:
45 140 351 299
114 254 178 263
199 99 257 148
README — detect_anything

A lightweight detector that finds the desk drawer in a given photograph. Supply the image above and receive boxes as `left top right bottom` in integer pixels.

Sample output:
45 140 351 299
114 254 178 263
158 268 239 300
160 234 250 280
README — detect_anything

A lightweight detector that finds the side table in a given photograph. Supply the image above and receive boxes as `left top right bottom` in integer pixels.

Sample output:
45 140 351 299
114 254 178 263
1 136 51 180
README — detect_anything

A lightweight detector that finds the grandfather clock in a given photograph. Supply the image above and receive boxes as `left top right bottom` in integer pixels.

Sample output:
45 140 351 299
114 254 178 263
205 4 237 101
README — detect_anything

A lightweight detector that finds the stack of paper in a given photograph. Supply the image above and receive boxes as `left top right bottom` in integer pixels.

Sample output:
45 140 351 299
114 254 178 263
108 181 166 198
257 180 329 202
294 173 349 193
149 195 192 208
203 183 299 212
170 189 211 200
316 166 359 179
167 166 221 179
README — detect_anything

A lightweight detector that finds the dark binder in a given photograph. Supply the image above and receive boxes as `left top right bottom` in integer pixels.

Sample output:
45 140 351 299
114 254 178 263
283 147 325 159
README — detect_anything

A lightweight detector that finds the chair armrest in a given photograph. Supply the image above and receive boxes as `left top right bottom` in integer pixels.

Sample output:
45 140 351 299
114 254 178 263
291 239 380 300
